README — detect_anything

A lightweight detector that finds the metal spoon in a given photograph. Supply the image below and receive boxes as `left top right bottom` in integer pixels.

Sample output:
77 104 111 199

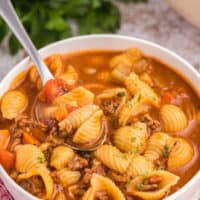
0 0 53 85
0 0 106 151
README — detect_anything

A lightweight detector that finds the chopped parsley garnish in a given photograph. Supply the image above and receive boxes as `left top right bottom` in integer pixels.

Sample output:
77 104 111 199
163 145 170 158
156 166 164 170
122 154 129 160
141 172 147 177
115 153 128 160
137 183 145 191
126 101 133 108
37 156 44 163
136 92 142 102
132 124 144 132
131 137 137 143
117 91 126 97
130 149 136 154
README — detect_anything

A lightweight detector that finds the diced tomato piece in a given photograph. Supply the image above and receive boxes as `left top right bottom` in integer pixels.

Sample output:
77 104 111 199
68 106 78 113
0 149 15 173
38 79 70 104
162 92 174 104
0 130 10 149
177 87 185 94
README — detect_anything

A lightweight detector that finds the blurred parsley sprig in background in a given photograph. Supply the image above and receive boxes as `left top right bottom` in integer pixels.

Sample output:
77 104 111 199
0 0 147 54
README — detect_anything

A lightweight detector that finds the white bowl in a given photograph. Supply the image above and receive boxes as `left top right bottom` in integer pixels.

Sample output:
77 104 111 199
0 35 199 200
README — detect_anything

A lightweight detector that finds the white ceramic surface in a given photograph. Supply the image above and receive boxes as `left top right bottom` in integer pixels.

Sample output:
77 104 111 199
168 0 200 28
0 35 199 200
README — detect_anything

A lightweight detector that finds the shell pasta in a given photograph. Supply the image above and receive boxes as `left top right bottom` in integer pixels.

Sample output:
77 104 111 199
0 49 199 200
160 104 188 132
94 144 132 173
113 122 147 153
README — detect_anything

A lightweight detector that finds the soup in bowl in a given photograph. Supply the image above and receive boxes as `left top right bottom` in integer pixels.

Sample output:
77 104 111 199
0 35 199 200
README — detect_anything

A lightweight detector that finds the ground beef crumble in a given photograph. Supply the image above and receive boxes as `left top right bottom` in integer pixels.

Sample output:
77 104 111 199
125 194 135 200
154 157 168 170
45 133 64 145
15 114 48 132
19 176 44 197
9 126 23 151
43 145 55 164
83 162 106 184
95 190 109 200
68 155 88 171
141 113 161 133
67 184 86 199
100 97 121 116
107 171 131 183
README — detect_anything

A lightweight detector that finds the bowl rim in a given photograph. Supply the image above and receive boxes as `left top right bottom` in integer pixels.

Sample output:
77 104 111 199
0 34 199 200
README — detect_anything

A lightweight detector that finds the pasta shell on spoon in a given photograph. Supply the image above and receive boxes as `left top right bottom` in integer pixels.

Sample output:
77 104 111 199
59 104 99 134
73 110 103 144
53 86 94 107
1 90 28 120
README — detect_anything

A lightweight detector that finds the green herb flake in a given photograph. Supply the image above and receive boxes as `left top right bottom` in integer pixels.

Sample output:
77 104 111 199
137 183 145 191
126 101 133 108
131 137 137 143
117 91 126 97
141 172 147 177
156 166 164 170
37 156 44 163
130 149 136 154
122 154 129 160
133 125 143 131
163 145 170 158
136 92 142 102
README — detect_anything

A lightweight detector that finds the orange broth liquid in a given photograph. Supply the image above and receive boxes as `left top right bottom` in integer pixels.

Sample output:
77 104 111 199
1 50 200 198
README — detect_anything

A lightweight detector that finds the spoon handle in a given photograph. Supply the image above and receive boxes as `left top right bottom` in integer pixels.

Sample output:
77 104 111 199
0 0 53 85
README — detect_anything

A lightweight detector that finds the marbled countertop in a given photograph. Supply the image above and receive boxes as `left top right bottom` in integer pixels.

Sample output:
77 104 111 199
0 0 199 199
